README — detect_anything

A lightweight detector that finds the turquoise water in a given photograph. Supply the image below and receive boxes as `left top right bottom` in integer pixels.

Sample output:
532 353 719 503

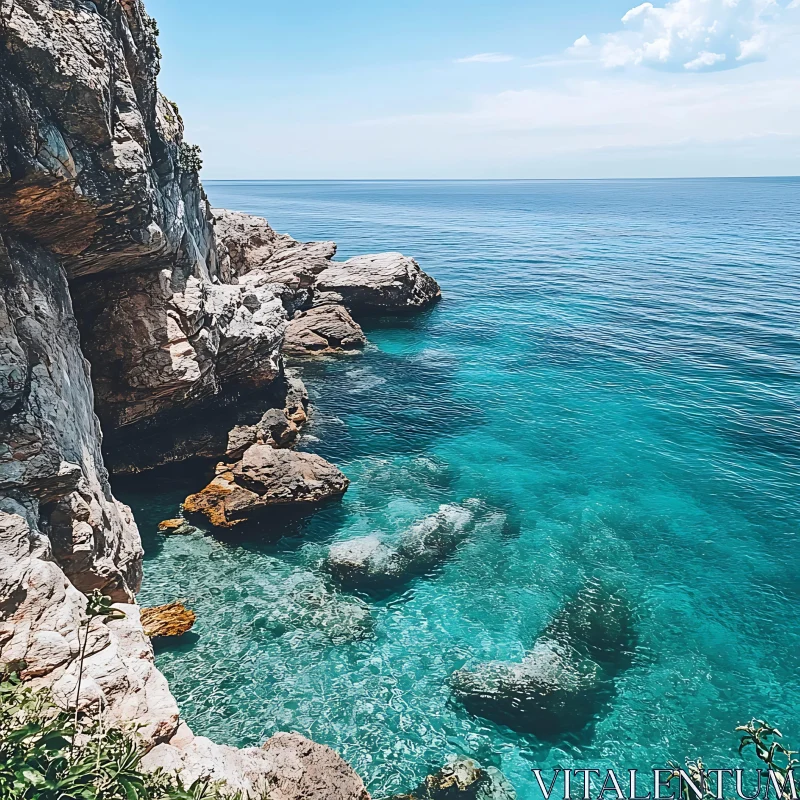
121 179 800 798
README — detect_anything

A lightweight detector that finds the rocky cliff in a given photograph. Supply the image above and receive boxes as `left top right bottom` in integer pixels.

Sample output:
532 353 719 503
1 0 440 795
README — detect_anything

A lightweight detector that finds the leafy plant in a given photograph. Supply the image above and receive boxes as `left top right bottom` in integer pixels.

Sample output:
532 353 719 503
666 721 798 800
72 590 126 754
0 671 268 799
737 720 799 800
179 143 203 174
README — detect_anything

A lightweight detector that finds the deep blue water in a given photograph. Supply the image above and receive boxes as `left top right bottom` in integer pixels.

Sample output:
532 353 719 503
124 179 800 798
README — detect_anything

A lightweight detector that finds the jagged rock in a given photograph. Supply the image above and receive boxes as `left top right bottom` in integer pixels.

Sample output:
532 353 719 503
326 503 475 593
258 408 300 447
214 208 337 286
283 304 366 356
140 602 196 638
0 239 141 602
316 253 441 313
0 512 178 744
225 408 299 460
390 756 516 800
184 446 349 528
450 581 637 735
142 731 371 800
284 370 310 424
157 519 197 536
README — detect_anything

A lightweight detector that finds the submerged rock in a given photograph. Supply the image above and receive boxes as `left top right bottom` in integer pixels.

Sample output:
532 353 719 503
316 253 441 314
450 580 637 736
254 571 374 644
284 304 366 356
140 602 196 638
184 445 349 528
451 638 606 735
326 503 475 593
390 756 516 800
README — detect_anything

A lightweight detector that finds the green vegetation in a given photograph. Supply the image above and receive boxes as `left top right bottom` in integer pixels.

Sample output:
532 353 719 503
0 591 267 800
668 721 798 800
179 143 203 174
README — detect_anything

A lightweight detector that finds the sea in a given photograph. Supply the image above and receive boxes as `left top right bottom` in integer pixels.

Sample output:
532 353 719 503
120 179 800 798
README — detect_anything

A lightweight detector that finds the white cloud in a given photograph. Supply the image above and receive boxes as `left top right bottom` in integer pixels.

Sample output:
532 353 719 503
573 34 592 48
595 0 793 72
455 53 514 63
684 51 727 70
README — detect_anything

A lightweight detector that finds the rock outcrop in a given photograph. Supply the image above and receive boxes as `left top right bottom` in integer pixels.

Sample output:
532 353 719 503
0 512 178 744
450 580 637 736
0 0 372 794
184 446 349 528
326 503 476 594
316 253 441 313
283 304 366 356
140 602 196 638
390 756 516 800
142 731 370 800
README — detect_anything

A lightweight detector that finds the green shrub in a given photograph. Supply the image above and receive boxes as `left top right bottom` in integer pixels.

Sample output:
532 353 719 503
0 672 264 800
179 143 203 174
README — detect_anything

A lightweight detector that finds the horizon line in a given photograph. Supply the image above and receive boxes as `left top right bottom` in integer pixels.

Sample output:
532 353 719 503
203 175 800 182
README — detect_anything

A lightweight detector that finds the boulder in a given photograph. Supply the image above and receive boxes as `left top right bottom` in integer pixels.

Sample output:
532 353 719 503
390 756 516 800
450 581 637 735
315 253 441 314
143 731 371 800
284 370 310 424
157 519 197 536
225 409 299 460
450 638 605 736
326 503 475 593
283 305 366 356
140 602 196 638
184 446 349 528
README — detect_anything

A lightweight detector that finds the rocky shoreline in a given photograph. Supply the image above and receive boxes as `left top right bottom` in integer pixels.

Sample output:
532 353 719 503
0 0 439 796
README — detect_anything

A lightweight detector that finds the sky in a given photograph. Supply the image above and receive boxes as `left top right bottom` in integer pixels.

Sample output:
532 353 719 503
147 0 800 179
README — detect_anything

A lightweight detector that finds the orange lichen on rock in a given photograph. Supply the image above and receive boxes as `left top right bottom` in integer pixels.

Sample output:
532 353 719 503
140 602 196 638
157 518 185 531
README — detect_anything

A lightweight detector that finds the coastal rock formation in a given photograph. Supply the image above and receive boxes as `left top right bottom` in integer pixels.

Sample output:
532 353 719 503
283 304 366 356
225 408 299 460
450 580 637 735
143 731 370 800
0 241 142 603
390 756 516 800
140 602 196 638
214 208 337 286
0 511 177 743
157 518 197 535
74 272 288 430
316 253 441 313
184 446 349 528
1 0 435 793
326 503 476 594
105 369 309 475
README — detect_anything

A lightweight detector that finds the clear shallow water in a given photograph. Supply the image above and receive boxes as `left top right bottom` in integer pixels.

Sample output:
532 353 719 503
120 179 800 798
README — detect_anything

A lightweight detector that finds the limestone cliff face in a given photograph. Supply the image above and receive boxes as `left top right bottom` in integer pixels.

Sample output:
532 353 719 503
0 1 362 793
0 2 436 794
